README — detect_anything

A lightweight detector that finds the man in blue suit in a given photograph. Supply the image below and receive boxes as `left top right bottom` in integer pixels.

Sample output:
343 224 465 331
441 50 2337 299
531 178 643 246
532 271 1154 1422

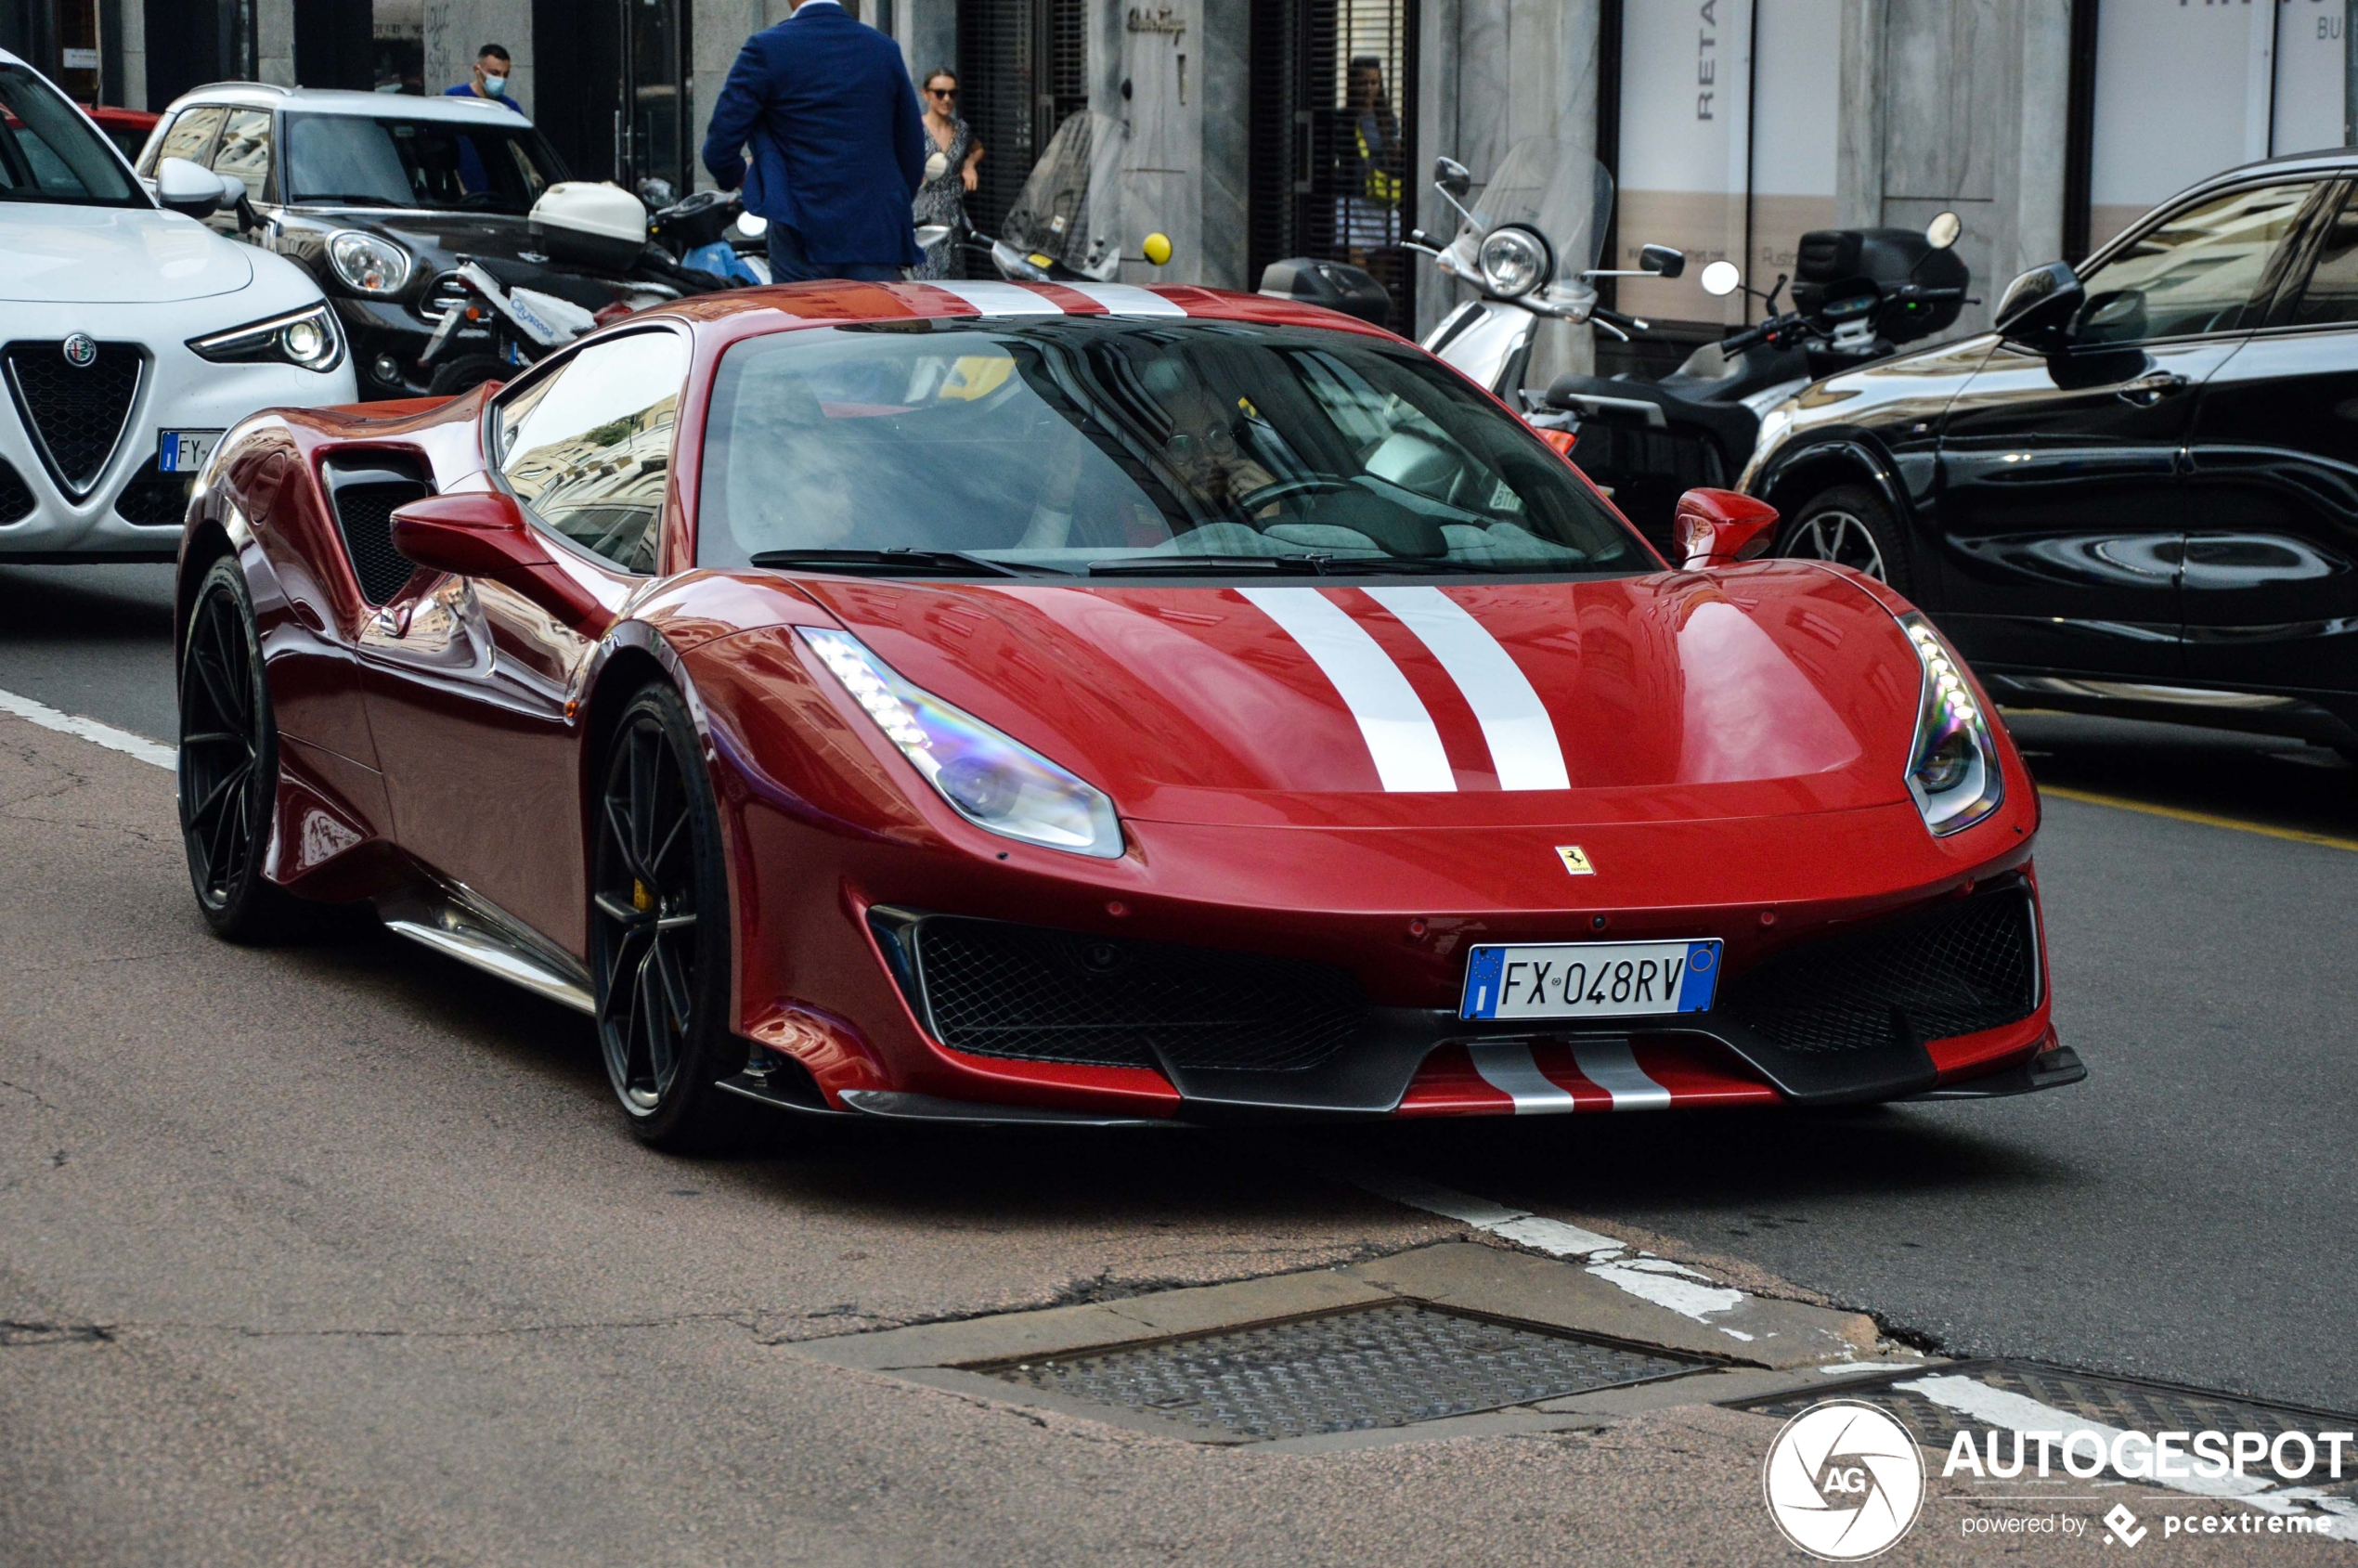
702 0 928 283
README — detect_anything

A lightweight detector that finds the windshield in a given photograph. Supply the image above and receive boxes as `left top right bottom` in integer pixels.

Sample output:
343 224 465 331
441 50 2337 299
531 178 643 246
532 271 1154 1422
283 112 562 213
1447 138 1613 285
698 319 1643 578
0 65 142 208
1001 111 1125 279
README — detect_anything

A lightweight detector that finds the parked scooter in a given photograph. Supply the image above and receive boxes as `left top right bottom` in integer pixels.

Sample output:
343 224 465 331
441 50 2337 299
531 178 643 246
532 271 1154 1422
1539 214 1969 550
922 110 1145 284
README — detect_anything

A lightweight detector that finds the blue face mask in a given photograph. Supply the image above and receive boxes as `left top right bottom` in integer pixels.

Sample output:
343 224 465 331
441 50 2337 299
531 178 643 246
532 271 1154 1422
482 72 508 97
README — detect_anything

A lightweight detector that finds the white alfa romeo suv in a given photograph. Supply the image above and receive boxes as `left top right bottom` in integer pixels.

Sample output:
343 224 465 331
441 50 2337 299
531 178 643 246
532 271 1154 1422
1 51 356 561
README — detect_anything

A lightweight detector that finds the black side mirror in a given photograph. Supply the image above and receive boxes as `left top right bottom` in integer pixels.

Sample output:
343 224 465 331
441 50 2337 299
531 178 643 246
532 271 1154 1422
1994 261 2084 350
1433 157 1472 200
1638 244 1686 279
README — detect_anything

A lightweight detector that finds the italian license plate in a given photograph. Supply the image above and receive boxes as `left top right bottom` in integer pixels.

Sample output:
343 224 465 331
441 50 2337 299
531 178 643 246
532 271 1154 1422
158 430 223 474
1459 939 1722 1021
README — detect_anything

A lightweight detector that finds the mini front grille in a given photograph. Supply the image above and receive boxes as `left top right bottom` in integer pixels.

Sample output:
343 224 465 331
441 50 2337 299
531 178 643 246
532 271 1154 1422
3 340 143 499
0 457 33 523
1720 887 2039 1056
420 273 468 323
907 916 1370 1073
325 473 431 604
112 458 189 526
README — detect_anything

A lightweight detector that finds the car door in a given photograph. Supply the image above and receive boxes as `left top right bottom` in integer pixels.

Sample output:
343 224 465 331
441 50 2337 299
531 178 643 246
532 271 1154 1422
2179 176 2358 698
1935 178 2324 679
359 327 689 954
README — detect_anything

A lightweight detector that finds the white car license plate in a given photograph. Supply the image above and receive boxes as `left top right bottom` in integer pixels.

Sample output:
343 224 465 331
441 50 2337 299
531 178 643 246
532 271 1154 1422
1459 939 1722 1021
158 430 223 474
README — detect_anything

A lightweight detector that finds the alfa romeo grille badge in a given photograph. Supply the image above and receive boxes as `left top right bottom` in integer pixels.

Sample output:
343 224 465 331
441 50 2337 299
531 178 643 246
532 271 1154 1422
60 333 97 369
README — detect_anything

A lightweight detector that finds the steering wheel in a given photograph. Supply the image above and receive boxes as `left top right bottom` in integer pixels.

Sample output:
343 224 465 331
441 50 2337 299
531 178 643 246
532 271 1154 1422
1235 476 1353 517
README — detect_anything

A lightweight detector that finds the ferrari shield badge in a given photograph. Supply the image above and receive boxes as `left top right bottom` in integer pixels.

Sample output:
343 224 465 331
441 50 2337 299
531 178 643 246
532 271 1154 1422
1555 845 1594 875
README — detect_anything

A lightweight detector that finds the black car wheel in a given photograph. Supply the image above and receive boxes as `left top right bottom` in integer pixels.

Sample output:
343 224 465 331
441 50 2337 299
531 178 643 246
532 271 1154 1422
590 684 745 1149
1780 485 1912 595
178 557 300 940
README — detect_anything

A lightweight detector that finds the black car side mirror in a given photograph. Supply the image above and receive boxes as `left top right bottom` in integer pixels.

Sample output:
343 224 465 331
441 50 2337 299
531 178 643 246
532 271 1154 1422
1995 261 2084 351
1638 243 1686 279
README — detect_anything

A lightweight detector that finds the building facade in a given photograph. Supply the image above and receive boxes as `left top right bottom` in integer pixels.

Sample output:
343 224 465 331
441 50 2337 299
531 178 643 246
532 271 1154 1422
30 0 2356 374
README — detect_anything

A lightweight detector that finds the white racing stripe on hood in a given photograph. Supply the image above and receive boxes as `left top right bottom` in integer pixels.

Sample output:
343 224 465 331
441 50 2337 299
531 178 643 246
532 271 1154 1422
1063 283 1188 317
1571 1043 1672 1109
923 280 1065 316
1364 585 1570 790
1238 587 1456 792
1468 1043 1580 1114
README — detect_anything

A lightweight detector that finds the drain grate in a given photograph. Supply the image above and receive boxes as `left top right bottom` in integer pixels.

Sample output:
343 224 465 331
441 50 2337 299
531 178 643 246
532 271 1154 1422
978 1301 1707 1441
1734 1359 2358 1497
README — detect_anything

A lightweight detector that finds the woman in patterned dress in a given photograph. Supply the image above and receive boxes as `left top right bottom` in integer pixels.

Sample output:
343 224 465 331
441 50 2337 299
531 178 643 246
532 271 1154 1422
912 68 983 280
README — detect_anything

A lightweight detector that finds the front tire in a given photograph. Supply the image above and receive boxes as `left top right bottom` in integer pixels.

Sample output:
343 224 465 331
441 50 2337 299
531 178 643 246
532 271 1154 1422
590 684 745 1150
1778 484 1912 595
178 557 301 940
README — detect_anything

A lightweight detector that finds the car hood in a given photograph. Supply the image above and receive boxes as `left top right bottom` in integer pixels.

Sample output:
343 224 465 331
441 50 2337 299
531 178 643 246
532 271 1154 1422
0 203 253 303
282 207 544 271
793 564 1926 829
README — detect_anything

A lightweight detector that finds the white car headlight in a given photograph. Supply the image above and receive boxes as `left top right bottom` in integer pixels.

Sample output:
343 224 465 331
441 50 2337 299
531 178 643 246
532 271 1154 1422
328 230 412 294
1899 613 2003 836
1477 226 1549 299
187 303 346 373
800 628 1124 858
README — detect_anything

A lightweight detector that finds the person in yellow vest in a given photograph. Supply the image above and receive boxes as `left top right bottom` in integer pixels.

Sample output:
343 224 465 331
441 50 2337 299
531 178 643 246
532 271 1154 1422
1341 56 1402 258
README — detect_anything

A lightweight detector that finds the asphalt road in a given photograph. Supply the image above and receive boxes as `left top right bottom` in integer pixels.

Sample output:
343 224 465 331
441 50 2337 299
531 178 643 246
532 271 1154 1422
3 561 2353 1562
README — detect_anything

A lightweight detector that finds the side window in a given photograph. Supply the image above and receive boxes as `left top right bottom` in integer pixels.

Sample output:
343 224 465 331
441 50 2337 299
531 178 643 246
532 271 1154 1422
2075 182 2316 345
2289 186 2358 329
209 110 274 202
143 105 227 176
497 331 691 576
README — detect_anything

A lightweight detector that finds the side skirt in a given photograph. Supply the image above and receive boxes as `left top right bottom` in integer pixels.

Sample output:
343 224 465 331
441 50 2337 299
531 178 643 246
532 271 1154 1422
377 880 596 1016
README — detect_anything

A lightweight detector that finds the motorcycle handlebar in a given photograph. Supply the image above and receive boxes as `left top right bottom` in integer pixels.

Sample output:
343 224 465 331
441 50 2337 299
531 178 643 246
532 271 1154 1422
1590 305 1648 334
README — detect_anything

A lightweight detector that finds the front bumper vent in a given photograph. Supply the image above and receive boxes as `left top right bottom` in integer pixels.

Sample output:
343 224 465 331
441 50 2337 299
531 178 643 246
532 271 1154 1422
0 457 33 524
897 915 1369 1073
3 340 143 500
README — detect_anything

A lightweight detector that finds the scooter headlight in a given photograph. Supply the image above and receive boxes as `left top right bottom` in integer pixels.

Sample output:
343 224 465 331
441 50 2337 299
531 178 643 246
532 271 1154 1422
1477 226 1550 300
327 230 412 295
1899 613 2004 836
800 628 1124 858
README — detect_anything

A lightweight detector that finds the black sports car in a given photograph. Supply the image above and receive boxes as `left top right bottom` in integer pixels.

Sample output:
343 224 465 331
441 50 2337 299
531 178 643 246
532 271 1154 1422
1745 150 2358 753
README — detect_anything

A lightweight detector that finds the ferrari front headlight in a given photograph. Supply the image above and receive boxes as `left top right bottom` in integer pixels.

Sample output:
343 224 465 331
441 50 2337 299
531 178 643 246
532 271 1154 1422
1899 613 2002 836
800 628 1124 858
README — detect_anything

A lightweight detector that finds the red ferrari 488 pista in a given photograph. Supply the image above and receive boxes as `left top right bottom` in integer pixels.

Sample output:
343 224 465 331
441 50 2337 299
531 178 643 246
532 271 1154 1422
173 279 2078 1147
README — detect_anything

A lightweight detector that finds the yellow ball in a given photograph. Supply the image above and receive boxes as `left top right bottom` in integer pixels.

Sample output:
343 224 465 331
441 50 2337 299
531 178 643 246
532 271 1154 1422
1142 232 1173 266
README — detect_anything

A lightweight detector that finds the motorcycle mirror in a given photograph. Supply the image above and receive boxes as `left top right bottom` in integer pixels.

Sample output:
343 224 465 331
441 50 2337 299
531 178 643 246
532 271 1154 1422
1639 244 1686 279
1700 260 1743 297
1926 211 1962 250
736 213 768 239
1433 157 1472 199
925 150 950 181
913 224 951 248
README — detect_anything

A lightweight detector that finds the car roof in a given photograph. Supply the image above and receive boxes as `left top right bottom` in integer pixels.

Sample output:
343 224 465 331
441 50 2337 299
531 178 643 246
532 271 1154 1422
162 83 533 126
646 280 1405 341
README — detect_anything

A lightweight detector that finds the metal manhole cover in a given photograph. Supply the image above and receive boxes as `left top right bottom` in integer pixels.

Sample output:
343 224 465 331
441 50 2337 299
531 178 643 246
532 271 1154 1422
977 1301 1707 1442
1733 1359 2358 1498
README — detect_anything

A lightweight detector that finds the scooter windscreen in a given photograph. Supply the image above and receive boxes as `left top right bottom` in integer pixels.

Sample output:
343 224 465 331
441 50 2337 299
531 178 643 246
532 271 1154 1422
1444 139 1613 300
1000 111 1128 282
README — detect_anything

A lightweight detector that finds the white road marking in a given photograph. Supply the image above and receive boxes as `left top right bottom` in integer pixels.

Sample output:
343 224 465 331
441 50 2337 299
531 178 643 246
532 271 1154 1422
922 280 1065 316
1585 1260 1748 1324
1362 586 1569 789
1340 1169 1625 1259
0 687 175 771
1898 1373 2358 1538
1571 1042 1672 1109
1238 587 1455 792
1062 283 1187 317
1466 1042 1581 1114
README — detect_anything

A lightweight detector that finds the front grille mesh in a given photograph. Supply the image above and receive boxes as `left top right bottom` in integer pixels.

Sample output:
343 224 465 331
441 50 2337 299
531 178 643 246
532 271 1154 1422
4 341 141 496
112 457 189 525
1721 888 2038 1055
328 480 430 604
0 458 32 523
913 917 1369 1072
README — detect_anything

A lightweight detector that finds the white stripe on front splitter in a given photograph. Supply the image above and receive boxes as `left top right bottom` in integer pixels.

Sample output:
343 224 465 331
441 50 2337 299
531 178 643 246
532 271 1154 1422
1237 587 1455 792
1362 586 1569 789
1061 283 1188 317
923 280 1065 316
1467 1042 1580 1114
0 686 175 771
1571 1042 1671 1109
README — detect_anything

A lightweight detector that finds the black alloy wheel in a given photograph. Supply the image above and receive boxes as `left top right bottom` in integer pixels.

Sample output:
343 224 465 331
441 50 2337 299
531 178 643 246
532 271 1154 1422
590 684 745 1149
1778 484 1913 596
178 558 298 940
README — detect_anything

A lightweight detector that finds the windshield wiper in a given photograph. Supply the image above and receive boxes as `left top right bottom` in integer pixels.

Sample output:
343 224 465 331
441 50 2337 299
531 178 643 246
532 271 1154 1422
747 548 1045 578
1087 553 1334 577
292 193 405 208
